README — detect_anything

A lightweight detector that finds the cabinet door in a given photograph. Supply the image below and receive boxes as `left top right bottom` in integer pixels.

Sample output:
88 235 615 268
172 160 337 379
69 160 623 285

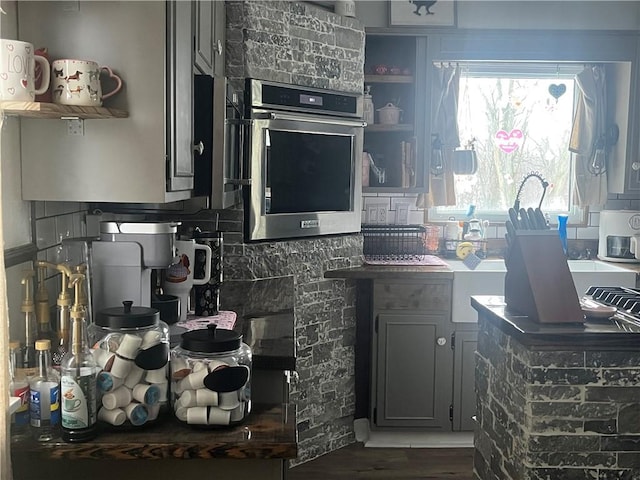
167 0 195 192
194 0 214 76
452 329 478 432
374 312 453 428
212 0 226 78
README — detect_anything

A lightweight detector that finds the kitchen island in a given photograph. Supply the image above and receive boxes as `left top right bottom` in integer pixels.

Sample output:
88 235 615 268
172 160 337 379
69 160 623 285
471 295 640 480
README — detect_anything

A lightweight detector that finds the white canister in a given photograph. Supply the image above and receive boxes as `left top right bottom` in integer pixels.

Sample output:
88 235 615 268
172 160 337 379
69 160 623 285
377 103 402 125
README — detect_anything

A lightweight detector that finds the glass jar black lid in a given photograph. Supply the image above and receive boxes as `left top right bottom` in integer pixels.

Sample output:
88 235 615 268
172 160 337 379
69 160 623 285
181 324 242 352
96 301 159 328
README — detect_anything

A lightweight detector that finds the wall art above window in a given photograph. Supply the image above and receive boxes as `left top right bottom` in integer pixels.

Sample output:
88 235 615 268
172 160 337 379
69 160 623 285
389 0 456 27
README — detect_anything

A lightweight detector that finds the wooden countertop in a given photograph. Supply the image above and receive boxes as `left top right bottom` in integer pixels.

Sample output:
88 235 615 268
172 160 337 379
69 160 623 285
325 264 454 280
11 403 297 460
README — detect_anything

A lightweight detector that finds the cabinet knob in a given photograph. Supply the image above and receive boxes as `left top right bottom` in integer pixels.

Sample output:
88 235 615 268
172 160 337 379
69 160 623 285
436 337 447 346
193 141 205 156
216 39 223 56
632 162 640 171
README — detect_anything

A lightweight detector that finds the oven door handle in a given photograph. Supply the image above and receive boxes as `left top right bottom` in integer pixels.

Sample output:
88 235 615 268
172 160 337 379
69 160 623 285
255 111 366 128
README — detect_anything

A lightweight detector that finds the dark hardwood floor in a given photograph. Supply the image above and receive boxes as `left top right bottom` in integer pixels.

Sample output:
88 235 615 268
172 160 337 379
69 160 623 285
288 443 474 479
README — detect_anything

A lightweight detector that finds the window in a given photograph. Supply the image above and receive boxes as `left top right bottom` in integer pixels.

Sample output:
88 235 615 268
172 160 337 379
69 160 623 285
429 62 585 224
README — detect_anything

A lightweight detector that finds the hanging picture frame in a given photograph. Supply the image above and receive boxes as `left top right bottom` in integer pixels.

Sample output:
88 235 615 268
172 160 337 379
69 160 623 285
389 0 456 27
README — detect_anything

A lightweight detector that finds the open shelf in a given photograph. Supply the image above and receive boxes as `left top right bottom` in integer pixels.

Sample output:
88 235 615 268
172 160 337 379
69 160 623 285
0 101 128 119
365 74 414 84
366 123 414 132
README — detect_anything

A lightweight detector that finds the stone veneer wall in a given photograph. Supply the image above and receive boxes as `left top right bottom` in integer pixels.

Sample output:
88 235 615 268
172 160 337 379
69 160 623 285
226 0 365 94
218 210 363 465
474 316 640 479
220 1 366 464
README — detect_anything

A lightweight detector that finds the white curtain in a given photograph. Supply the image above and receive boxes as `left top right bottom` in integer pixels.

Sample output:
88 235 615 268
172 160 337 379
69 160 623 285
569 65 608 207
0 114 13 479
417 63 460 208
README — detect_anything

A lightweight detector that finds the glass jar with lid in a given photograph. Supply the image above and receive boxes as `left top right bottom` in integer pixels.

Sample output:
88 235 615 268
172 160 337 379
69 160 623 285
88 301 170 428
170 324 251 427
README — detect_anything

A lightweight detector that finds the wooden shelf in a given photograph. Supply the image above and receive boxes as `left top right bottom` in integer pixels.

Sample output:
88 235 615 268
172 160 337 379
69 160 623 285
0 101 128 119
366 123 413 132
365 74 414 84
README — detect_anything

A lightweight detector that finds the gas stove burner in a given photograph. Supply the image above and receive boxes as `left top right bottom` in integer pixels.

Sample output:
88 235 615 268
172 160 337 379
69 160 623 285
583 286 640 331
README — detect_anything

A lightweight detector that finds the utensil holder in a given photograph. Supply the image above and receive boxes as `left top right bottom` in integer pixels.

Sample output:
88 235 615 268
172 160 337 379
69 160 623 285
504 231 584 324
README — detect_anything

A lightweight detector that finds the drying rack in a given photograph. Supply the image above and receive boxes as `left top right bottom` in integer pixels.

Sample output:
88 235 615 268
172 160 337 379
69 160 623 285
361 224 427 261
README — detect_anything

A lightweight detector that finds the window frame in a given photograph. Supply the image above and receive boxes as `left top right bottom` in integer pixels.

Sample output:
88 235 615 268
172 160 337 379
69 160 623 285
428 61 586 225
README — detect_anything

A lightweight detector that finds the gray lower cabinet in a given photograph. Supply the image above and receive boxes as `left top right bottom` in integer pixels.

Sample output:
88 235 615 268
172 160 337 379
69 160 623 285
452 326 478 431
372 280 453 429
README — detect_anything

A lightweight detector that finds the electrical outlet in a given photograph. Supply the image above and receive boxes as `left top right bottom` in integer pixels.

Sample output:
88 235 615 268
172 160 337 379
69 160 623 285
66 119 84 136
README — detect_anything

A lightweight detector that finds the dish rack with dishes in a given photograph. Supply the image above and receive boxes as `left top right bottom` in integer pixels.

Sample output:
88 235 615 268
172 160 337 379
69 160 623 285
362 224 427 261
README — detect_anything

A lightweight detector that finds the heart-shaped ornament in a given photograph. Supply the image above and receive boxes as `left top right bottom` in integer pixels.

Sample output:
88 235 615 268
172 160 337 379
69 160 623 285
7 87 15 95
20 79 28 88
548 83 566 99
0 73 7 80
6 44 13 51
495 129 524 154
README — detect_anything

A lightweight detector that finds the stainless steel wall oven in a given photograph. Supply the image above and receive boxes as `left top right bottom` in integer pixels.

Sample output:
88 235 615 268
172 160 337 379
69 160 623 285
244 79 364 242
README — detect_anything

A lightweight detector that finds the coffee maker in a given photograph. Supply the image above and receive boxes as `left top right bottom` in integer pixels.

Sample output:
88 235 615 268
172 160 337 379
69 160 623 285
91 221 179 313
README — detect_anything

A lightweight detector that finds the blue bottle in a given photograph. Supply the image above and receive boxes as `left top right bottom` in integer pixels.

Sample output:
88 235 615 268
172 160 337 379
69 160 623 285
557 214 569 256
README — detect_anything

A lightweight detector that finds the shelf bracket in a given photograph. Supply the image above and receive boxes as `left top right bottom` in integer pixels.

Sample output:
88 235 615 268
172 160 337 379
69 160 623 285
61 117 84 136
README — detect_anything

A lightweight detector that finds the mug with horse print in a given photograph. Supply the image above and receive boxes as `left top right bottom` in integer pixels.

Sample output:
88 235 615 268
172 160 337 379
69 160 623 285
51 59 122 107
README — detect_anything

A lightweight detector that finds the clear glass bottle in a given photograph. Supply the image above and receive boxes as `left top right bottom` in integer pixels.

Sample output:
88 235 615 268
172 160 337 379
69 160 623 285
29 339 60 441
20 270 38 377
60 273 97 443
9 340 30 439
363 85 374 125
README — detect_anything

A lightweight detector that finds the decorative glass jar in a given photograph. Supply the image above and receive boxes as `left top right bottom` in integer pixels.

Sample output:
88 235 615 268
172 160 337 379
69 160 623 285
88 301 169 428
170 324 251 427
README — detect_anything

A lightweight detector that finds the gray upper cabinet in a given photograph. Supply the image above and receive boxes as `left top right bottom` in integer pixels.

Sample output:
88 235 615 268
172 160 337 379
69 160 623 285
194 0 225 78
17 1 197 203
194 0 214 76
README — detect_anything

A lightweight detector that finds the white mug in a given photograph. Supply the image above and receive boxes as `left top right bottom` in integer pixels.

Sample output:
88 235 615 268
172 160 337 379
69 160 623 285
0 39 50 101
163 240 212 321
51 58 122 107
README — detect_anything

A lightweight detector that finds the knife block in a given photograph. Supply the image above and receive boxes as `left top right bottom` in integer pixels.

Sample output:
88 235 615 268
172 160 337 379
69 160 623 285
504 231 584 323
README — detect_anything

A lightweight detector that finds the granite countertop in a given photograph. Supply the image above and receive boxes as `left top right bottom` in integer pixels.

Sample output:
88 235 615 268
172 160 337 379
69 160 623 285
472 295 640 350
169 309 296 372
244 311 296 371
11 403 297 460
